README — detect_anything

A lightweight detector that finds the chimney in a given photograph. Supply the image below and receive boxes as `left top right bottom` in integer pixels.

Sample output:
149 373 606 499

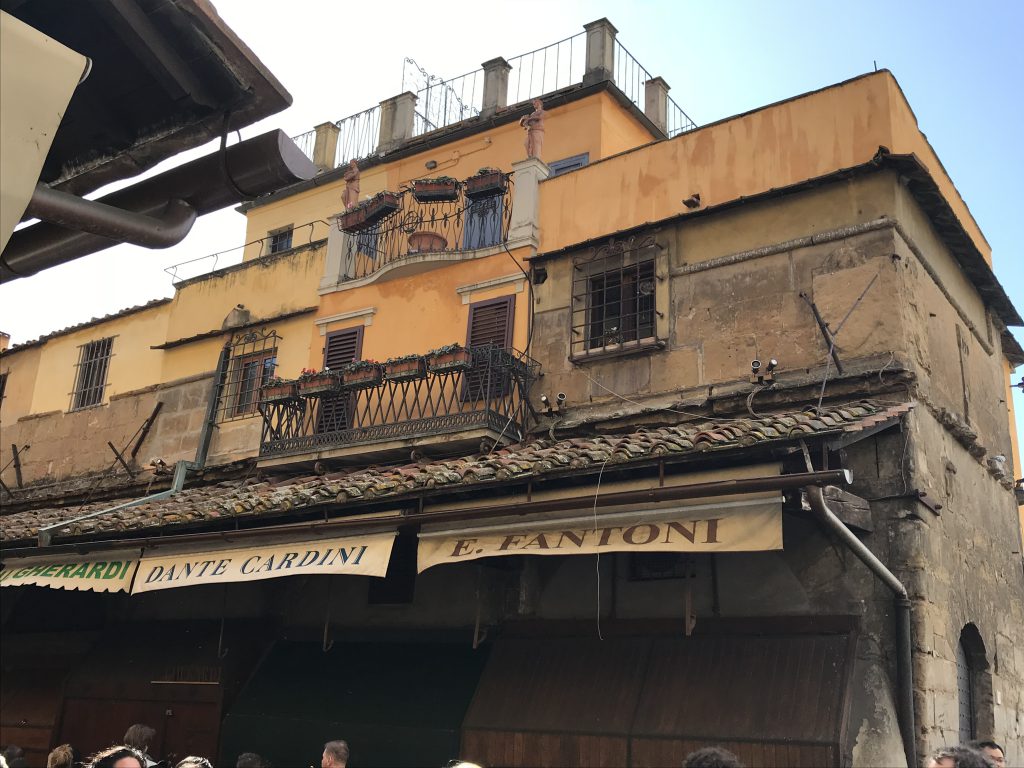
481 57 512 116
583 18 618 86
312 122 340 172
377 92 417 153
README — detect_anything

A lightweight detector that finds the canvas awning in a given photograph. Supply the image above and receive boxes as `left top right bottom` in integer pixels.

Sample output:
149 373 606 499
1 553 139 593
418 464 784 572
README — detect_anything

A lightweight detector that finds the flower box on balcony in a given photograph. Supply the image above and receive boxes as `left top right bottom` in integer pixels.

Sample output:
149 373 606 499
412 177 459 203
260 381 297 403
342 364 384 389
296 371 341 396
464 169 507 199
338 191 401 232
385 357 427 382
427 345 472 373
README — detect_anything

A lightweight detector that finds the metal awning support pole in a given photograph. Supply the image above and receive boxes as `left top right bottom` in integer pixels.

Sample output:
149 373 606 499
805 482 916 768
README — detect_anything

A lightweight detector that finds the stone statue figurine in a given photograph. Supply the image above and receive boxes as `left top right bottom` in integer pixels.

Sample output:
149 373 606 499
520 98 546 159
341 159 360 209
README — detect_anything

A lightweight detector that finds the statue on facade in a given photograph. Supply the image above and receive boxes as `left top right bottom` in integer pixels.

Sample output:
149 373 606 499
341 159 360 209
520 98 546 159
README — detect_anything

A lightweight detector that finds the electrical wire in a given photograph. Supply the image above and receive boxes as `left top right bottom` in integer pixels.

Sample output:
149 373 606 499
592 454 610 641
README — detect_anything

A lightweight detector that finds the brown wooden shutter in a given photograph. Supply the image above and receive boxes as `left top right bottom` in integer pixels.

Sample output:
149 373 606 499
319 327 364 433
466 295 515 349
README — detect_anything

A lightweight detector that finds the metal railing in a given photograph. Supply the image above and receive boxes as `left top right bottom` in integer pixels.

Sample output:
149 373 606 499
413 69 483 136
259 345 539 458
290 129 316 160
334 105 382 167
507 33 586 106
338 178 513 282
614 39 696 137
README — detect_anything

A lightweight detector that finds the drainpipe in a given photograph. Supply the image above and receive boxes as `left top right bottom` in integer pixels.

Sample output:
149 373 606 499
806 485 915 768
36 347 231 547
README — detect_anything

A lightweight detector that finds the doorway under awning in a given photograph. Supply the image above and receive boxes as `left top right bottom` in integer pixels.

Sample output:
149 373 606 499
219 639 490 768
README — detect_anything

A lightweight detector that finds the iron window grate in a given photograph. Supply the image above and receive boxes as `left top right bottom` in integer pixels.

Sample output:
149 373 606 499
216 329 279 422
70 337 114 411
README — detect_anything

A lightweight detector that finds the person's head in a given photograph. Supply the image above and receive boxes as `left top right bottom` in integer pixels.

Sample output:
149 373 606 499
47 744 77 768
123 725 156 754
321 741 349 768
966 741 1005 768
532 98 544 110
175 757 212 768
86 746 146 768
682 747 744 768
1 747 23 768
236 753 266 768
926 746 995 768
444 762 482 768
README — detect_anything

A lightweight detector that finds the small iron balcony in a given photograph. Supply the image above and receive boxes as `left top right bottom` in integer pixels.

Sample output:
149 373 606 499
258 345 538 466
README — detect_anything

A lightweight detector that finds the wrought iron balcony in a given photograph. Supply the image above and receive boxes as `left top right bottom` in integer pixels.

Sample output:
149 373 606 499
336 175 513 283
258 345 538 465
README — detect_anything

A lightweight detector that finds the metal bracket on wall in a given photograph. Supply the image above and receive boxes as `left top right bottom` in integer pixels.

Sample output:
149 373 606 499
868 489 943 515
799 292 845 375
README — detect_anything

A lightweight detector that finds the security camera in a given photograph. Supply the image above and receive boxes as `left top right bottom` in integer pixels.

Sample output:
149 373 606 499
539 394 549 405
751 359 762 374
766 358 778 373
556 392 567 405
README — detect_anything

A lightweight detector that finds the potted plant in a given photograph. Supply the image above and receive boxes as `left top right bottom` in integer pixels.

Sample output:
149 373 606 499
411 177 459 203
426 343 473 373
341 359 384 389
296 367 340 396
338 191 401 232
464 168 507 199
384 353 427 382
260 376 297 403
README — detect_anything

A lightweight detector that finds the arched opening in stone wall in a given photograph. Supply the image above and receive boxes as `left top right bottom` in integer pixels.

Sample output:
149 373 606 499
957 623 994 741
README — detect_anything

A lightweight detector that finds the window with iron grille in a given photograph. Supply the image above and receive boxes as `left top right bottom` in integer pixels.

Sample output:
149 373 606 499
570 235 663 360
216 330 279 422
462 195 504 250
70 337 114 410
268 226 293 254
318 326 363 433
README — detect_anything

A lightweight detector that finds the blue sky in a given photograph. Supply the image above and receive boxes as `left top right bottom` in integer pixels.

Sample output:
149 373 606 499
2 0 1021 447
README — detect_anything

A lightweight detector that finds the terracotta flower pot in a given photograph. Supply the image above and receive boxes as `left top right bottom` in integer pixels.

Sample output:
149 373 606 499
342 366 384 389
338 191 401 232
412 178 459 203
385 358 427 382
464 170 507 199
427 348 473 373
260 382 297 403
296 373 340 396
407 231 448 253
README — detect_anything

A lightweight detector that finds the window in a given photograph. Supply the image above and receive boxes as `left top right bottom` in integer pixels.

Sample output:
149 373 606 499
0 371 7 408
317 326 363 433
216 329 279 422
462 194 504 250
355 224 381 260
463 295 515 402
571 236 661 359
956 624 993 742
71 337 114 410
268 226 293 254
549 152 590 177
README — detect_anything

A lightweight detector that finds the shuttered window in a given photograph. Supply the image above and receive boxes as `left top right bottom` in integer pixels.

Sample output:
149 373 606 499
464 296 515 402
319 327 363 433
71 337 114 411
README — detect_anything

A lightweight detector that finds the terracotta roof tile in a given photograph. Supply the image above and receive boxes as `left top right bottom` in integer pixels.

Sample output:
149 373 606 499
0 399 912 545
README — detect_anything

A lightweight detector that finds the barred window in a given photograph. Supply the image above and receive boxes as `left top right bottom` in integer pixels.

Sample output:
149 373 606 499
571 236 661 360
217 330 279 422
71 337 114 410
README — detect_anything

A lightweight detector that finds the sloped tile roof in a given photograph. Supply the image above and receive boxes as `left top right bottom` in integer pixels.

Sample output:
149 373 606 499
0 399 912 545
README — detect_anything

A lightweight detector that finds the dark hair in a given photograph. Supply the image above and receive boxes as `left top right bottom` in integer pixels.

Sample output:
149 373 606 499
966 741 1004 755
123 725 156 752
683 747 744 768
928 746 995 768
47 745 77 768
87 746 146 768
323 741 350 763
236 753 267 768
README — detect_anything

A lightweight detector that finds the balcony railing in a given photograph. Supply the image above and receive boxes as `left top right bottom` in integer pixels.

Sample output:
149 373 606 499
337 175 513 282
259 346 539 460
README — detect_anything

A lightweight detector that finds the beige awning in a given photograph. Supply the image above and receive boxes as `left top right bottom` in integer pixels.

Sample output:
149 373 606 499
1 554 138 593
418 496 782 572
132 531 396 594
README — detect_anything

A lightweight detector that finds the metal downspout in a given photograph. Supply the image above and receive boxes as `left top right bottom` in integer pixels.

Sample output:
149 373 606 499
806 485 916 768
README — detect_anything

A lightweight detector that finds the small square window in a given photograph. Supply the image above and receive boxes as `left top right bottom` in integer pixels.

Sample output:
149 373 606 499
268 227 293 254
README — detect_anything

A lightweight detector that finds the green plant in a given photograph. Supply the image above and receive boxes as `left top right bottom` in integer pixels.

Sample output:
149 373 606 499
344 359 382 373
426 343 464 357
385 353 424 365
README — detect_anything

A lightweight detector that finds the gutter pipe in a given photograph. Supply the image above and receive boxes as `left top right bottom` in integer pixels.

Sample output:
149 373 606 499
806 484 916 768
